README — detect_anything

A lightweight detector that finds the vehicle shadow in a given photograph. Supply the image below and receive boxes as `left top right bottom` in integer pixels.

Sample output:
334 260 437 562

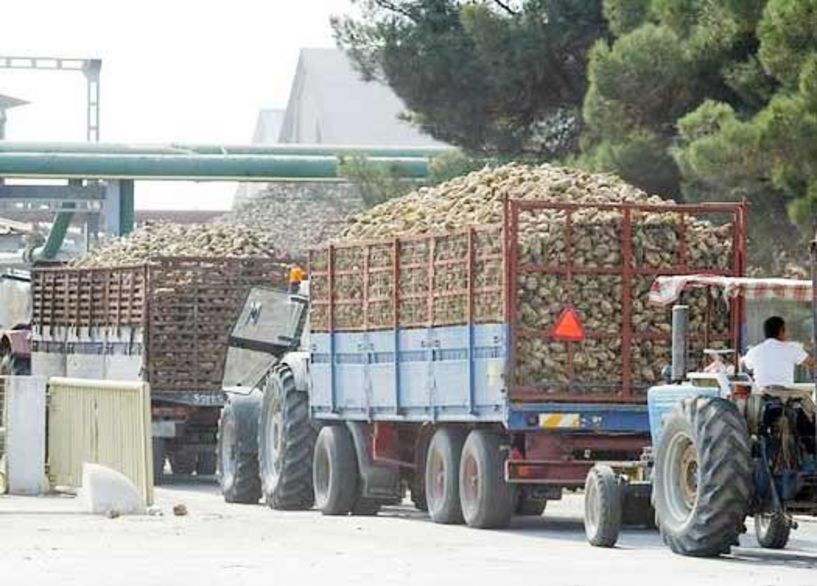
726 545 817 570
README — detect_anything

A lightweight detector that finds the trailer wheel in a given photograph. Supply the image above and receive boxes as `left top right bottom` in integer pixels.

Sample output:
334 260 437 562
218 397 262 504
584 465 622 548
654 397 752 557
459 430 514 529
196 452 217 476
411 428 432 512
755 513 790 549
168 450 197 476
516 490 547 516
313 425 358 515
259 364 316 510
425 427 466 524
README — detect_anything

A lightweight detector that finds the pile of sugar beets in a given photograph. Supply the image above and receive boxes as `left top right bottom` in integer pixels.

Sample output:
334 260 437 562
322 163 735 392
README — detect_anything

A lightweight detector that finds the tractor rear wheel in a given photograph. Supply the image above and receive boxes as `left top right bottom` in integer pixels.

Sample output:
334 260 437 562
654 397 752 557
755 513 790 549
258 364 316 510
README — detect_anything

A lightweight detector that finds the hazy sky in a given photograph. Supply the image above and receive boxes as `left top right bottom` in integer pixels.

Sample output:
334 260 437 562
0 0 355 210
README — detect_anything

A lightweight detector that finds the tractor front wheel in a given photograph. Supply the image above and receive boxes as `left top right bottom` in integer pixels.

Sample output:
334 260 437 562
653 397 752 557
755 513 791 549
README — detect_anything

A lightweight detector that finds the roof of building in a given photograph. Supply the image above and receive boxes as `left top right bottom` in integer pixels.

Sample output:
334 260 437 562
252 109 285 144
277 48 445 146
0 93 28 110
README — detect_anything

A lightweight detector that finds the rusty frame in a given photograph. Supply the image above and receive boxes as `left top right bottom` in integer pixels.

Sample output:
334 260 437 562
505 200 748 403
308 199 748 405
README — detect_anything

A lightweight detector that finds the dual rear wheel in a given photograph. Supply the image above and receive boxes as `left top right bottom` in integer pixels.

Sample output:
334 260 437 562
425 427 516 529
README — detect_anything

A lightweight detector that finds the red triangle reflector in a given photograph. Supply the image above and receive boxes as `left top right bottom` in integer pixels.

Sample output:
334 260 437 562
550 307 585 342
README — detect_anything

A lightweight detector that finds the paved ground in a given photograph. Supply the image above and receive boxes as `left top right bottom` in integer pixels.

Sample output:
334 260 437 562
1 479 816 586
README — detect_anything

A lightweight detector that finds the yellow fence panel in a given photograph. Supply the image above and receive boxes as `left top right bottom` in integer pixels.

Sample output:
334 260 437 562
47 377 153 505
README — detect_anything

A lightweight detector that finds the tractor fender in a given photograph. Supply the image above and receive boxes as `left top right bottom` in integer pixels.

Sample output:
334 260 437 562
281 351 310 392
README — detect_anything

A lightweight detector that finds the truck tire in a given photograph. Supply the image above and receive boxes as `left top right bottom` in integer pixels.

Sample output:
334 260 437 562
755 514 790 549
0 353 29 375
425 427 466 524
152 438 166 486
218 398 261 504
411 431 430 512
459 430 514 529
313 425 358 515
259 364 316 510
516 490 547 516
653 397 752 557
584 465 622 548
196 452 217 476
168 450 196 475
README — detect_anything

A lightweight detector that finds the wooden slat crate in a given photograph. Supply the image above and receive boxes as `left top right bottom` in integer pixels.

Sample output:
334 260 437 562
33 256 288 394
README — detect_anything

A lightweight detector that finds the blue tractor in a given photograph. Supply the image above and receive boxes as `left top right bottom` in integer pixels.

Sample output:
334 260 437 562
585 239 817 557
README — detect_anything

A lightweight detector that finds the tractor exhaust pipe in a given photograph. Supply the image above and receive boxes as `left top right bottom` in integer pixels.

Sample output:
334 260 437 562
671 305 690 382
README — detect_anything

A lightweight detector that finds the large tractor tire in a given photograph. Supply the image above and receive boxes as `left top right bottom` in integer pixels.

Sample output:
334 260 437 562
425 427 466 524
258 364 316 510
459 430 515 529
217 397 262 504
653 397 752 557
755 513 791 549
584 465 622 548
313 425 358 515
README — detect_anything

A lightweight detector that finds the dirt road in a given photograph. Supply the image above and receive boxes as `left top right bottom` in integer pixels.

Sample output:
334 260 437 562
1 480 815 586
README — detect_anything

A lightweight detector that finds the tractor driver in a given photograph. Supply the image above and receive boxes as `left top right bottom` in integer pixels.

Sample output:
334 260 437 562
742 316 814 390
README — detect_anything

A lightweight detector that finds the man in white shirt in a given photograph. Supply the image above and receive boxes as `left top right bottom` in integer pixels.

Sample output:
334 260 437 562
742 316 814 389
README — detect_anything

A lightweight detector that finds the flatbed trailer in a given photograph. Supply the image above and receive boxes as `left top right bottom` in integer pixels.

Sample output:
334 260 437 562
236 199 746 525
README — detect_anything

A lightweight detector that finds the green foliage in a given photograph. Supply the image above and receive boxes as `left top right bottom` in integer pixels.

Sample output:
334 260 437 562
333 0 817 267
585 25 694 136
338 156 417 208
333 1 607 157
339 152 489 208
602 0 651 36
579 131 681 196
758 0 817 87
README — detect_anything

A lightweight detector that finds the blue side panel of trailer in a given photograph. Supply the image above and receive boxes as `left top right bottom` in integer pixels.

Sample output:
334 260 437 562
309 323 508 422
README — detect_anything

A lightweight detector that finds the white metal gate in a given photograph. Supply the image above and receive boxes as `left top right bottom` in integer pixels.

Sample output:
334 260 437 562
47 377 153 505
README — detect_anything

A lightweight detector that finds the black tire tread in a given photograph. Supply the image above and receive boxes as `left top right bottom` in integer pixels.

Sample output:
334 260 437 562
259 364 317 510
755 514 790 549
654 397 752 557
584 465 622 548
425 427 466 525
218 399 262 504
516 493 547 517
314 425 358 515
459 430 514 529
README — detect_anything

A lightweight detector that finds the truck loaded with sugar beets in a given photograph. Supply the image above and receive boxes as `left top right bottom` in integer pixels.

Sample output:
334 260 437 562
29 256 289 483
217 196 747 528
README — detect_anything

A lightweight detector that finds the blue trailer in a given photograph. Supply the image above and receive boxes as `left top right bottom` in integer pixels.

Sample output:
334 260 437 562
218 200 746 528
